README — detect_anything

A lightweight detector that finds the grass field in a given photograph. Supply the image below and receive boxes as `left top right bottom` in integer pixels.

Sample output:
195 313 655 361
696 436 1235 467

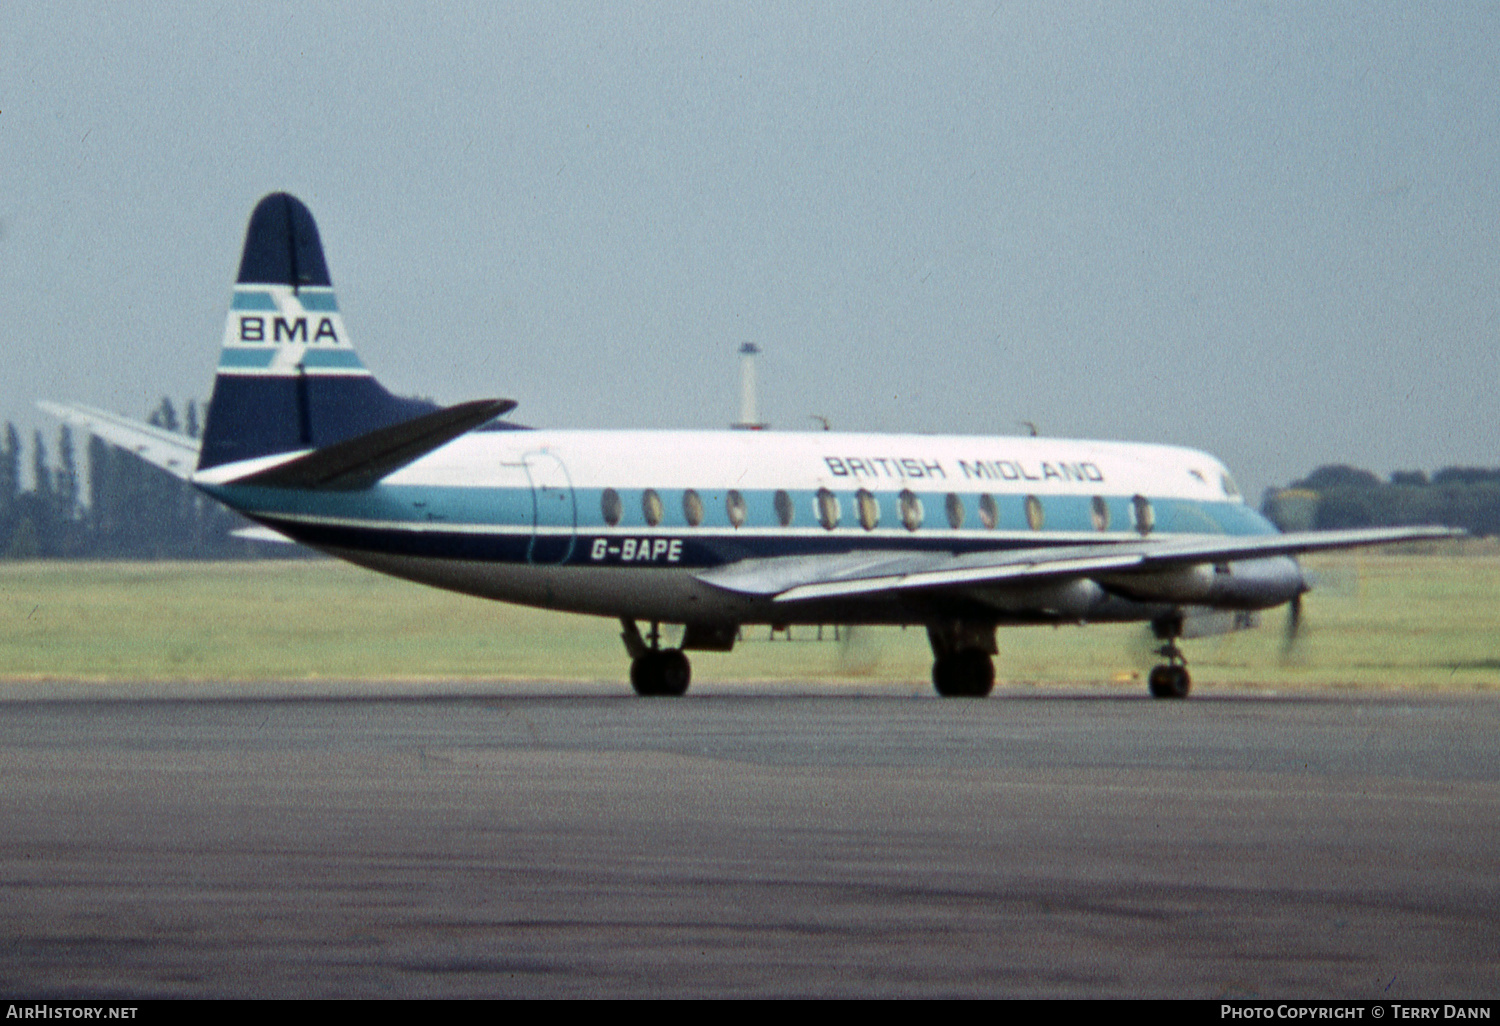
0 545 1497 688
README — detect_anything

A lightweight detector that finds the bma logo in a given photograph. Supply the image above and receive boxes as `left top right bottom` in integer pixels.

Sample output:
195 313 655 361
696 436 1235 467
239 316 338 344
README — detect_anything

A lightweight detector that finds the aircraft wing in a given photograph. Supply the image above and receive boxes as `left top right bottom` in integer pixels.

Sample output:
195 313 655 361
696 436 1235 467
38 401 201 482
695 525 1463 603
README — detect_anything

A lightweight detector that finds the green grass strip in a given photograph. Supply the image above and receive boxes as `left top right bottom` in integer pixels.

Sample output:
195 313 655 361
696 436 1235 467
0 546 1496 688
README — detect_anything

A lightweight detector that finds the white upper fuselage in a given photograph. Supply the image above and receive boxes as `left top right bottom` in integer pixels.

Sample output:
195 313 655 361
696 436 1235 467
202 427 1261 546
394 429 1241 502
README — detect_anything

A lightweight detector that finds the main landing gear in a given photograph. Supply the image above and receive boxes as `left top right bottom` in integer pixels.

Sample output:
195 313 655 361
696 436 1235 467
1148 616 1191 699
927 622 997 698
621 620 691 697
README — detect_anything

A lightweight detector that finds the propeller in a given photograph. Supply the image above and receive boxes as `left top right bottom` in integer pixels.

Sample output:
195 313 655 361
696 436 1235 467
837 624 881 676
1281 591 1306 661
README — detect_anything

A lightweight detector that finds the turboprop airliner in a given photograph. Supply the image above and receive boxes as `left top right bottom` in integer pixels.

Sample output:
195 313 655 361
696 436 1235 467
43 193 1460 699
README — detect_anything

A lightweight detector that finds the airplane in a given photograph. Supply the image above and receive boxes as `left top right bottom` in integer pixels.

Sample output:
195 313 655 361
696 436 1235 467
43 193 1462 699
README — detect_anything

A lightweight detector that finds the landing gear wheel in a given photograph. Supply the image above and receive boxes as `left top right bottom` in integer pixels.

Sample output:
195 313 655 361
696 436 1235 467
1148 663 1191 699
630 649 691 697
932 648 995 698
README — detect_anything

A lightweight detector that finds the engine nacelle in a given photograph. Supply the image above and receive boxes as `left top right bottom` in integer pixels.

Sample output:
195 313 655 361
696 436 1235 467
1099 556 1306 610
1099 563 1217 603
969 577 1111 619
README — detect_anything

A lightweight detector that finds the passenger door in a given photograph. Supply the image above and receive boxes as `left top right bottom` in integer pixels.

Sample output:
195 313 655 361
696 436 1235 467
524 450 576 564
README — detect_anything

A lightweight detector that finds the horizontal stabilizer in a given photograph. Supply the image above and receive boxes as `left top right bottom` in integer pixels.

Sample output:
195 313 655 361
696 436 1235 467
38 401 202 482
227 398 516 491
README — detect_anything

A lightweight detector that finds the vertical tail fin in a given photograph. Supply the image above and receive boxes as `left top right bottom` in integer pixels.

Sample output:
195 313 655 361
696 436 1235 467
197 193 437 471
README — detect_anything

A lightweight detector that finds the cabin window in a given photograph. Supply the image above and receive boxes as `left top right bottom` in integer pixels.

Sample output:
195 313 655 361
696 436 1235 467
682 489 704 527
642 488 664 527
942 495 966 528
600 488 622 527
898 489 923 531
856 489 880 531
726 489 747 528
1132 494 1154 536
1025 495 1044 531
1091 496 1110 532
816 488 841 530
774 489 795 527
978 493 999 530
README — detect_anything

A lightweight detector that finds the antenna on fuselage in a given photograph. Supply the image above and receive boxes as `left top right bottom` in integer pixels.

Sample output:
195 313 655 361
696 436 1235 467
731 342 768 431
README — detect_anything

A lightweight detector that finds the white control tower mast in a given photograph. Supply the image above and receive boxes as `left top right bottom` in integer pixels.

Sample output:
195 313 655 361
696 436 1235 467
731 342 768 430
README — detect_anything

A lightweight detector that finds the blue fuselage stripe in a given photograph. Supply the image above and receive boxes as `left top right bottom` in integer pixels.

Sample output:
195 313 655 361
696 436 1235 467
203 481 1278 568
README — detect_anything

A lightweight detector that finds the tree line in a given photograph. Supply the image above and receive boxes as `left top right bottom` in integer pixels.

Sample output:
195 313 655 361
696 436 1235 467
1 398 299 559
1263 464 1500 536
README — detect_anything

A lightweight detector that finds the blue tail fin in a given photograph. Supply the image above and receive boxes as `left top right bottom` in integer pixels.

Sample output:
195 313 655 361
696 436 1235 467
197 193 439 471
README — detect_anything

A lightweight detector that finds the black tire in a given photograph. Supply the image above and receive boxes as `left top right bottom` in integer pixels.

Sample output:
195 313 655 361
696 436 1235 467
932 648 995 698
1148 664 1191 699
657 649 691 696
630 650 692 697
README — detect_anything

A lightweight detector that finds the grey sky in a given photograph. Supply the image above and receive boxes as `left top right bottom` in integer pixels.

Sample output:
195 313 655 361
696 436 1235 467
2 2 1496 498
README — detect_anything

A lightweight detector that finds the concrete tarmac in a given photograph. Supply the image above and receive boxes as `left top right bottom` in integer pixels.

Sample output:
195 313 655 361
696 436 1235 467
0 681 1496 998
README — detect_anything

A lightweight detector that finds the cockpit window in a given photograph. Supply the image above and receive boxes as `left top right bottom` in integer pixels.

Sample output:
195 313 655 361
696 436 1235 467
1221 472 1240 499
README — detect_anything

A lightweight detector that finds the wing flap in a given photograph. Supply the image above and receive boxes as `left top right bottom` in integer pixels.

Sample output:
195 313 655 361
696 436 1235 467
772 551 1147 603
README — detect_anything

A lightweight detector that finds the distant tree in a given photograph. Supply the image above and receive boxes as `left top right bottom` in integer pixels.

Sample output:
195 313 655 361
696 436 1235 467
0 423 17 513
55 426 78 519
6 515 39 559
1294 465 1383 492
52 426 83 556
1435 480 1500 537
0 423 18 552
31 430 58 553
148 397 179 434
1274 462 1500 537
31 429 51 506
1432 467 1500 487
87 434 118 553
